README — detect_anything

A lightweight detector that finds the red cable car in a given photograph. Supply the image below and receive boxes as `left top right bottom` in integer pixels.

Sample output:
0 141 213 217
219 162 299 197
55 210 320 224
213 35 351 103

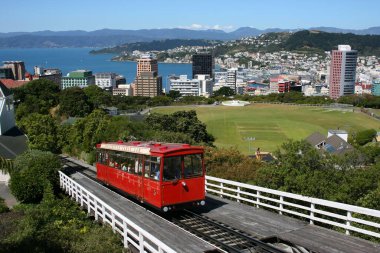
96 141 206 212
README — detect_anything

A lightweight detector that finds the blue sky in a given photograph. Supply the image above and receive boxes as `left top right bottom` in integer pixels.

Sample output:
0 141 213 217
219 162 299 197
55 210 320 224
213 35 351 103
1 0 379 32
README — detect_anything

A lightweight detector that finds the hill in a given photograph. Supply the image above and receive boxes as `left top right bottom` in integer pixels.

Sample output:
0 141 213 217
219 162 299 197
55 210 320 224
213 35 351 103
1 26 380 48
283 30 380 56
90 39 219 54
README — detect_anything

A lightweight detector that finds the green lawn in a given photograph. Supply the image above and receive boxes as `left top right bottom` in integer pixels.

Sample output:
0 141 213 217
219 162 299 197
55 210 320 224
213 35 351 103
153 104 380 154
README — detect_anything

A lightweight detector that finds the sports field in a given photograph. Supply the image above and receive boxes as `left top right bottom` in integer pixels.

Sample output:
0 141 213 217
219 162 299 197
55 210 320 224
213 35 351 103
152 104 380 154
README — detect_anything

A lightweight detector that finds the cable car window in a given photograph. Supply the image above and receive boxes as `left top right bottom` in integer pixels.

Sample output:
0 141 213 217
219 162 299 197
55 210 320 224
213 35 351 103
135 155 143 175
184 154 203 178
163 156 182 181
144 156 161 181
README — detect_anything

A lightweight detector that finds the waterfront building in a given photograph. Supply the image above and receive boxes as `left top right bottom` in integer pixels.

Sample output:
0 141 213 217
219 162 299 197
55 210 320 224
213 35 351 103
135 71 162 97
0 81 15 135
61 70 95 89
192 53 214 79
3 61 26 80
329 45 358 99
137 54 158 77
95 72 117 89
371 79 380 96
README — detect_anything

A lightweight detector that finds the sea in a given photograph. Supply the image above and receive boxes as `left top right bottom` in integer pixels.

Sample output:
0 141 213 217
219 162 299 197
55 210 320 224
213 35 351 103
0 48 192 91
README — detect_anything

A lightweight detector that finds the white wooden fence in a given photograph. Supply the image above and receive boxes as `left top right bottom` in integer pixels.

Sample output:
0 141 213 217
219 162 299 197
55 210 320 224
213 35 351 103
206 175 380 239
59 171 176 253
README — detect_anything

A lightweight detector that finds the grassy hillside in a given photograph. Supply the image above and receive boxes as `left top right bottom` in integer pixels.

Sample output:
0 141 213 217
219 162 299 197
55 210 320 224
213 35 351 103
153 104 380 154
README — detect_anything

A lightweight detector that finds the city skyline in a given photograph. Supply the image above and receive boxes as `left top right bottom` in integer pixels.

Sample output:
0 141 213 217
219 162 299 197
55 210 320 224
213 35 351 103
1 0 379 33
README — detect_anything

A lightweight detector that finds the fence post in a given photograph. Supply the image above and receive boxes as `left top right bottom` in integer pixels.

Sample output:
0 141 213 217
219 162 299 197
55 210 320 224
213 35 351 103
123 221 128 248
279 196 283 215
237 187 241 203
139 232 144 253
220 183 224 198
310 203 315 225
256 191 260 208
112 212 116 232
94 200 99 221
346 211 352 235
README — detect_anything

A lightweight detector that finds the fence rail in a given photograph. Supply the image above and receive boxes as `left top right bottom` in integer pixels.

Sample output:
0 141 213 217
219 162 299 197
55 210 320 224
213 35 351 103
59 171 176 253
205 175 380 239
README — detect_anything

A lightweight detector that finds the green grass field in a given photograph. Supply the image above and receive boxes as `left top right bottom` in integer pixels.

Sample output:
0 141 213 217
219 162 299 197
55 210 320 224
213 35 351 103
153 104 380 154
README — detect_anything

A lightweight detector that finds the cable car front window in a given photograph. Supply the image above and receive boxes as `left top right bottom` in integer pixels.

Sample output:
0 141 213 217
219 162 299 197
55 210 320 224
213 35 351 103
163 156 182 181
184 154 203 178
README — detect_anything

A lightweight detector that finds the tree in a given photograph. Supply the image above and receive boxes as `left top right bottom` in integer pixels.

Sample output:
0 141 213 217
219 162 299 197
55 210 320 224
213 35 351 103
145 110 214 145
18 113 59 153
353 129 377 146
147 95 172 107
13 79 60 120
212 86 235 97
59 87 92 117
167 90 181 100
205 147 261 182
83 85 112 108
9 150 61 203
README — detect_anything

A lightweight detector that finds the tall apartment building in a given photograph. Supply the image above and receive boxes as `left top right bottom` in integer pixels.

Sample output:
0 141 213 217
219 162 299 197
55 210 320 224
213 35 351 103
192 53 214 79
136 54 158 77
226 68 237 93
329 45 358 99
135 71 162 97
61 70 95 89
3 61 26 80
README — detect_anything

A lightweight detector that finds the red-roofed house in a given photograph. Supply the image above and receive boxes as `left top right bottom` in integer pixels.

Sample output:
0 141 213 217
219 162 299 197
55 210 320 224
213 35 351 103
0 79 29 89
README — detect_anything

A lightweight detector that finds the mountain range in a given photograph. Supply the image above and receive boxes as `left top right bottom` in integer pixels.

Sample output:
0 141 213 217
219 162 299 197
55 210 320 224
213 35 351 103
1 26 380 48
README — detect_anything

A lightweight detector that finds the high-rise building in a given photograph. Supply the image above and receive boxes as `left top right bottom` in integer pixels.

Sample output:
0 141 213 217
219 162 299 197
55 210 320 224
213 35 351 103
3 61 26 80
61 70 95 89
192 53 214 79
226 68 237 93
137 54 158 77
135 71 162 97
329 45 357 99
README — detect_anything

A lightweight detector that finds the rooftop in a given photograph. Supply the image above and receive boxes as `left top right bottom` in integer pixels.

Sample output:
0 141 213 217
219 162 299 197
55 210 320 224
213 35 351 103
98 141 203 155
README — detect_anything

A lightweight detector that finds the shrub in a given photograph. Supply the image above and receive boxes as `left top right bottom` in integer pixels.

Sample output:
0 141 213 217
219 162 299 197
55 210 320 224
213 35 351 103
9 150 61 203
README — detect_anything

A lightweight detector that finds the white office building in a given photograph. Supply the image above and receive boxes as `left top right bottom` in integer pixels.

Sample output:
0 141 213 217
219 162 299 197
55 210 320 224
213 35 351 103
95 72 117 89
113 84 133 96
170 75 201 96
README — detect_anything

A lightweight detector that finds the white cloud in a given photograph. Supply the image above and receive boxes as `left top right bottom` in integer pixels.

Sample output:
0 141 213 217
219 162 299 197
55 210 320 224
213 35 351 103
178 24 234 31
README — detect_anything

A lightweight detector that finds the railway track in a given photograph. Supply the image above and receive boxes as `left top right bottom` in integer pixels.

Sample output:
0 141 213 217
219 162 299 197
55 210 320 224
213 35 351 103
60 157 311 253
169 210 286 253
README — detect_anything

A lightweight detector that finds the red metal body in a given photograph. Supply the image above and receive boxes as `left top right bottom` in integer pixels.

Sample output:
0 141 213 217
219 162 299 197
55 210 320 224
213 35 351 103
96 141 205 211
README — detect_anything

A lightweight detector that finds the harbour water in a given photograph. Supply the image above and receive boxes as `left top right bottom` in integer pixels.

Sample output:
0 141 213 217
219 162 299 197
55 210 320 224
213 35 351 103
0 48 192 90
